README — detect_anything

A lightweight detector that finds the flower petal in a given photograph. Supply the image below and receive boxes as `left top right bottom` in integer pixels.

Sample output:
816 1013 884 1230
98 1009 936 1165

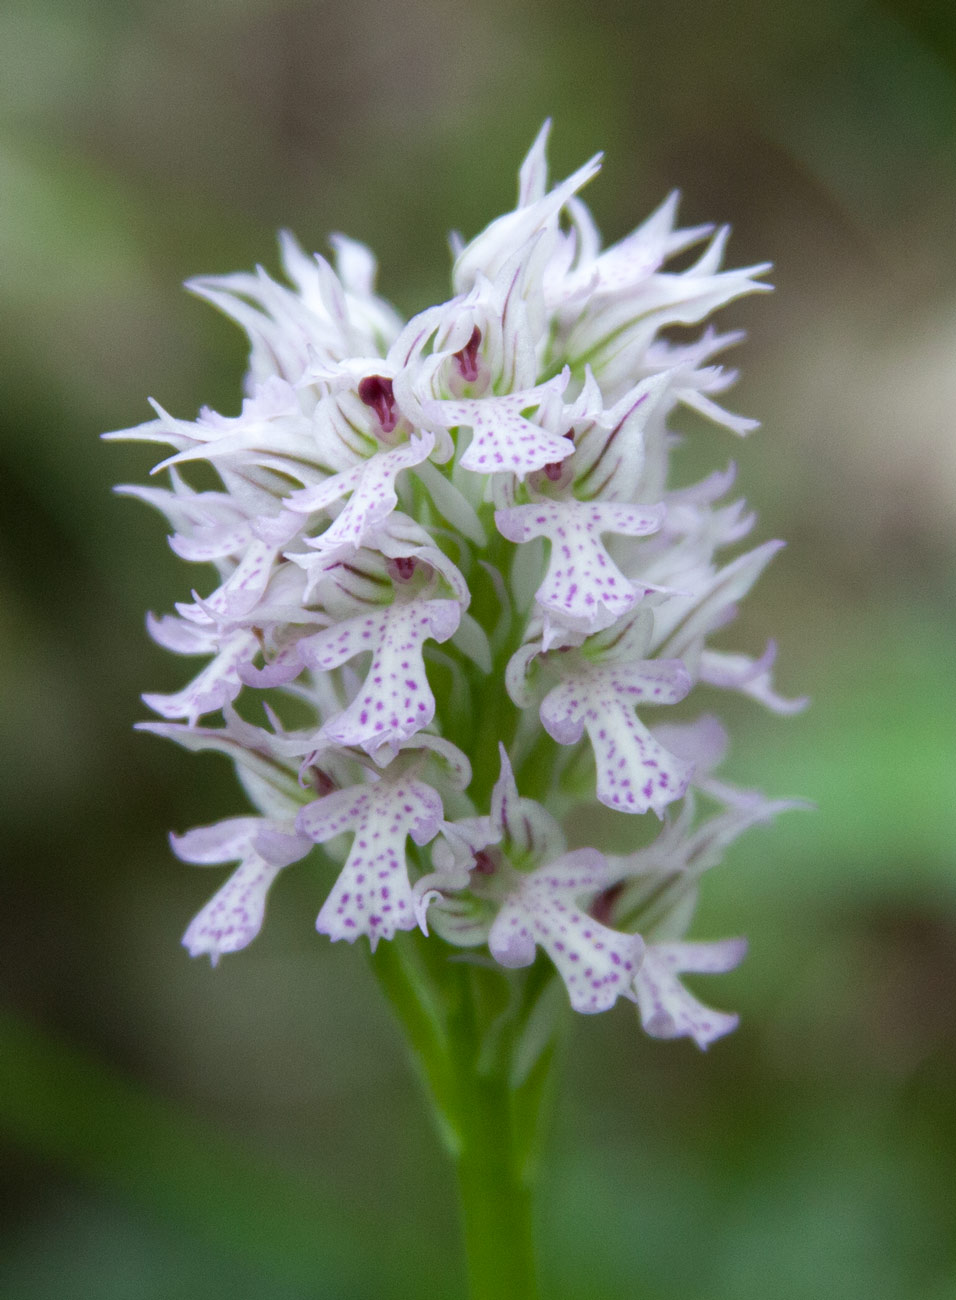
634 939 746 1049
182 854 285 964
488 849 643 1013
305 597 462 756
288 431 435 558
426 372 570 479
699 643 809 715
298 778 444 949
496 498 662 644
171 817 261 864
177 815 312 964
142 630 258 724
540 659 693 815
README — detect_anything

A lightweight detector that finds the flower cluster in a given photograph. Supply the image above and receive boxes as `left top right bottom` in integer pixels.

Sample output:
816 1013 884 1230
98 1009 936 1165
112 125 806 1049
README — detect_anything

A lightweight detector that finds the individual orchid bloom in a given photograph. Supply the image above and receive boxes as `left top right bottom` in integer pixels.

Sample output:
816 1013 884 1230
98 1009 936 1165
495 497 664 647
240 587 462 759
393 259 544 415
299 317 460 465
297 774 444 948
503 606 690 775
442 264 540 397
416 745 566 937
422 750 643 1013
424 370 571 479
175 815 313 964
363 514 472 605
540 654 694 815
142 628 259 724
698 642 810 715
634 939 747 1049
313 592 462 758
114 125 805 1068
488 849 644 1014
285 430 436 560
305 383 404 469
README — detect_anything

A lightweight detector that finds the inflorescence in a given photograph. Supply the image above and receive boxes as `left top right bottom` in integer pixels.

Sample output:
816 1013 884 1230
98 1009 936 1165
111 125 807 1049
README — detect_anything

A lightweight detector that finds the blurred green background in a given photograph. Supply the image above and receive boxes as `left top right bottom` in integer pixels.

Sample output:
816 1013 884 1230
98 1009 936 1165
1 0 955 1296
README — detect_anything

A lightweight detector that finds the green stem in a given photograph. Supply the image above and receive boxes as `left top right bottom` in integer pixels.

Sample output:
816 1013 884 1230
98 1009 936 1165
370 940 551 1300
448 964 543 1300
367 934 460 1155
455 1063 539 1300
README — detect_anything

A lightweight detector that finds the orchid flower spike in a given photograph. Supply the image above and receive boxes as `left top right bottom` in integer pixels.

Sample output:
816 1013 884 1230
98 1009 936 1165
111 126 804 1050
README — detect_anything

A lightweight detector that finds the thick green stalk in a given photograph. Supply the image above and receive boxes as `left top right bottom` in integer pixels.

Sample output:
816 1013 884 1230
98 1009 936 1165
370 939 554 1300
448 964 544 1300
367 933 461 1155
454 1062 539 1300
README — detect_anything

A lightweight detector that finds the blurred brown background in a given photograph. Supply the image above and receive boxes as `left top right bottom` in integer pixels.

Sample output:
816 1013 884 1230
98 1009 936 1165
1 1 955 1296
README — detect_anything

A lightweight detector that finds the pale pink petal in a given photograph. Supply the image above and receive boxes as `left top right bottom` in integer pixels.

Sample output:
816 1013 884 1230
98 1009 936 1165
168 519 253 563
651 714 729 777
142 630 259 723
540 659 693 815
634 939 747 1049
170 817 261 864
297 597 461 755
177 815 312 964
426 372 570 479
699 644 809 715
298 778 443 949
517 120 552 206
182 855 284 963
287 431 434 558
146 612 218 655
488 850 643 1013
199 537 290 621
496 498 662 643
